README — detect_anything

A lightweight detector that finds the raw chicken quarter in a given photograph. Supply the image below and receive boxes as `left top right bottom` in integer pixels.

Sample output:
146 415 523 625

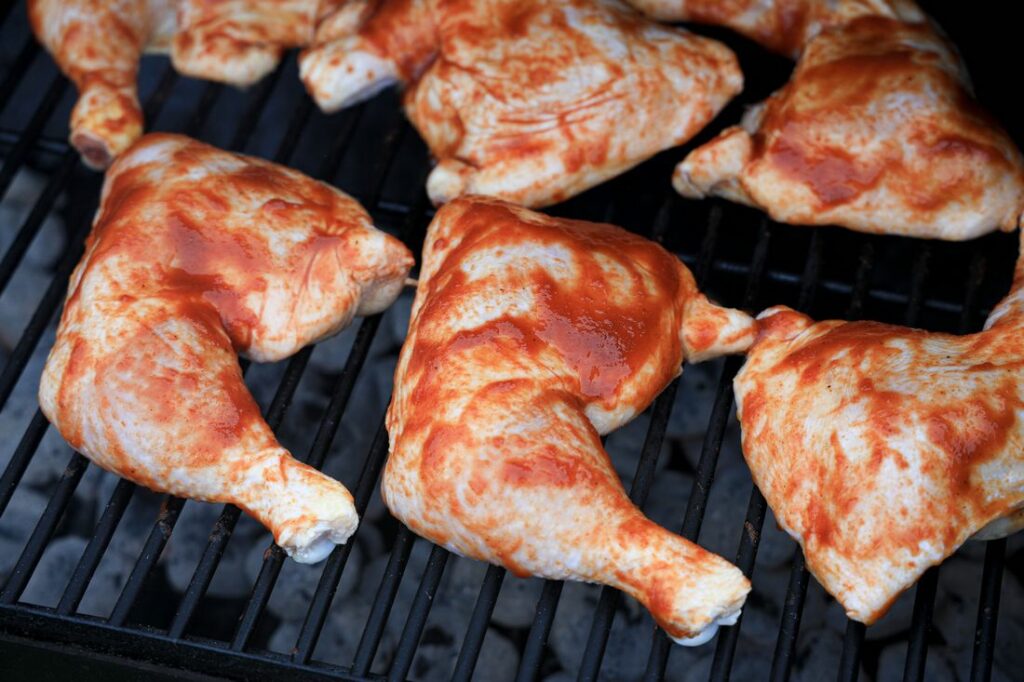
672 8 1024 239
300 0 744 207
384 195 756 645
38 133 414 564
733 233 1024 623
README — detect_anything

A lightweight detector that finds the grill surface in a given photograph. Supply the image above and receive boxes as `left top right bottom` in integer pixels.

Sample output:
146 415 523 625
0 1 1020 680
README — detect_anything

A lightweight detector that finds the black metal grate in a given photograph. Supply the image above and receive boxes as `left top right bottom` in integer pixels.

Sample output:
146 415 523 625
0 1 1019 680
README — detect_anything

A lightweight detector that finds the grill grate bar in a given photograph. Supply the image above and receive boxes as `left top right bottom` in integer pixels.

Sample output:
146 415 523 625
769 550 810 682
167 348 314 639
576 379 682 682
709 487 768 681
515 579 565 682
56 477 136 615
388 543 451 681
291 418 391 664
837 621 866 682
0 452 89 603
351 525 416 676
107 497 186 627
643 220 772 681
0 39 39 114
903 568 939 682
231 314 385 651
0 151 77 300
450 564 506 682
290 188 434 665
969 538 1006 682
0 193 91 411
0 74 66 202
0 409 48 518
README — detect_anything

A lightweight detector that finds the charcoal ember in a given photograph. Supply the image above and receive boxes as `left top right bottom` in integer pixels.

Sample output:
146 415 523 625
375 288 414 355
492 573 545 630
548 581 603 670
876 641 957 682
758 509 797 570
19 426 74 490
933 558 986 650
20 535 88 608
0 267 50 349
162 501 262 599
268 590 378 665
736 566 790 646
605 411 657 486
0 488 47 579
308 324 359 375
250 541 363 622
353 520 386 559
692 465 752 560
595 606 661 681
667 361 721 443
0 168 67 269
665 644 712 682
791 628 863 682
993 570 1024 677
412 625 518 682
641 469 692 530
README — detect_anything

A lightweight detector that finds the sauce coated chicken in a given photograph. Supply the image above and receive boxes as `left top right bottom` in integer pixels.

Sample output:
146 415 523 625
39 134 413 563
673 12 1024 239
385 196 755 645
734 232 1024 623
28 0 368 169
300 0 743 207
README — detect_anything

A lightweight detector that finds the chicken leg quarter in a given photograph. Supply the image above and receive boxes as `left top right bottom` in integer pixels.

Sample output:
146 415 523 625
39 134 414 563
300 0 743 208
385 196 755 644
734 230 1024 623
673 11 1024 240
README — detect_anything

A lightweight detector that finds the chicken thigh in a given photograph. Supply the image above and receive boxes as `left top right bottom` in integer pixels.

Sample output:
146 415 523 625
674 14 1024 239
625 0 923 58
39 134 414 563
385 196 755 645
300 0 743 207
28 0 365 169
733 234 1024 623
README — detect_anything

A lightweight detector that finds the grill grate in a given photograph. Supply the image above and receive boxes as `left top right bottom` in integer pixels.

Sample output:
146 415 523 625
0 1 1019 680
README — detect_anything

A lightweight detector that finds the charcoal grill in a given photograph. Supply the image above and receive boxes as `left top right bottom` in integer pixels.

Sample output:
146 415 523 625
0 1 1019 680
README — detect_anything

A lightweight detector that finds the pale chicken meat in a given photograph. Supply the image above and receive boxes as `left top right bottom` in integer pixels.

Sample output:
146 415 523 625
733 234 1024 623
625 0 924 58
674 14 1024 240
28 0 366 169
300 0 743 208
385 196 756 644
38 134 414 563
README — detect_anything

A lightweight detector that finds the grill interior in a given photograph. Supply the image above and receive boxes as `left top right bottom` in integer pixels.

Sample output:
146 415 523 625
0 1 1021 680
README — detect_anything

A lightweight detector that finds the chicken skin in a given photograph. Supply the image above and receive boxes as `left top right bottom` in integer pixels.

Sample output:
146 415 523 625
28 0 365 169
38 134 414 563
733 234 1024 623
384 196 755 645
625 0 924 58
300 0 743 208
674 14 1024 239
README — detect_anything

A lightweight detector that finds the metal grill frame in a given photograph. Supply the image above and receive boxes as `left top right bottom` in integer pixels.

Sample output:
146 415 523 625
0 1 1014 680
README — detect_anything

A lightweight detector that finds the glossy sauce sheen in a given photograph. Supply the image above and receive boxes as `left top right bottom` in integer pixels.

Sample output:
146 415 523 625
405 199 690 409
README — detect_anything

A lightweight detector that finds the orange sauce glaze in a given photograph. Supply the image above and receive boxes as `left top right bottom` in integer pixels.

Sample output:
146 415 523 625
59 135 366 467
746 319 1021 560
400 199 693 570
753 17 1010 212
685 0 812 57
